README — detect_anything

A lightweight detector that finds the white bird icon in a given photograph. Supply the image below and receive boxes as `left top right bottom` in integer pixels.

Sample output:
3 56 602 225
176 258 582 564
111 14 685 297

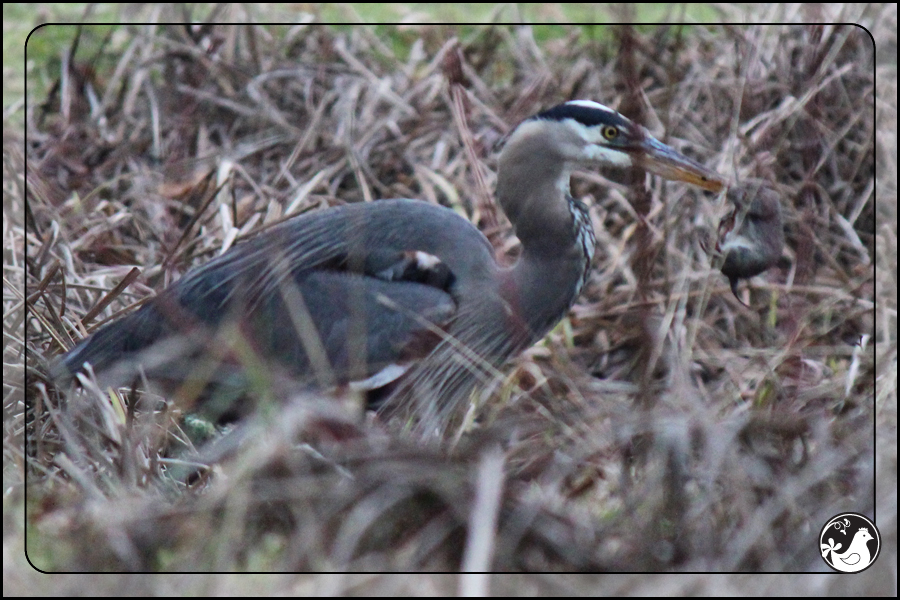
822 527 874 572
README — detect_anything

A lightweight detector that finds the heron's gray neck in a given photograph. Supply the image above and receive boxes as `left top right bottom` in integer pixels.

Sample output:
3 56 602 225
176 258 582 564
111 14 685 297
496 134 595 345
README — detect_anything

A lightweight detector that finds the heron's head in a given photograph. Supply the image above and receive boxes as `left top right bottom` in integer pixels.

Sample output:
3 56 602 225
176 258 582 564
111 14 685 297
512 100 726 193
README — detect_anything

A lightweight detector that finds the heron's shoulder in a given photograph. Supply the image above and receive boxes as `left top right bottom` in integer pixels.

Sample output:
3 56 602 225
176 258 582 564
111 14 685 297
285 199 493 251
177 199 494 294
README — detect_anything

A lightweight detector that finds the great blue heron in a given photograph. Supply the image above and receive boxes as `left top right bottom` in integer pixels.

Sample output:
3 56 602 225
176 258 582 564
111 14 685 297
53 100 726 432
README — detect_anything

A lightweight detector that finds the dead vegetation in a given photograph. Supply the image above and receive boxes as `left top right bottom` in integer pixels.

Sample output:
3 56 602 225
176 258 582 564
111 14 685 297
5 6 895 592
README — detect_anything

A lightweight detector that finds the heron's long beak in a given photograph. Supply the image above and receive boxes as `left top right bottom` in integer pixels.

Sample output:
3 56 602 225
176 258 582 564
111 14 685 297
637 136 726 193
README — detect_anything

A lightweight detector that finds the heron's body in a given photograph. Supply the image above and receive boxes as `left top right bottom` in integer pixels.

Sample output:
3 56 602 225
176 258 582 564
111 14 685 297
54 100 725 431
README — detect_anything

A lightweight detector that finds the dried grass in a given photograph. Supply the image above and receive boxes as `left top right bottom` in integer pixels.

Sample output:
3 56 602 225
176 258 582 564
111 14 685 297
5 5 895 593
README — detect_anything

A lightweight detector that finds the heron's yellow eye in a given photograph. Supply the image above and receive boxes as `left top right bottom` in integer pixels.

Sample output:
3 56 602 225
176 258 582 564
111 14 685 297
602 125 619 141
